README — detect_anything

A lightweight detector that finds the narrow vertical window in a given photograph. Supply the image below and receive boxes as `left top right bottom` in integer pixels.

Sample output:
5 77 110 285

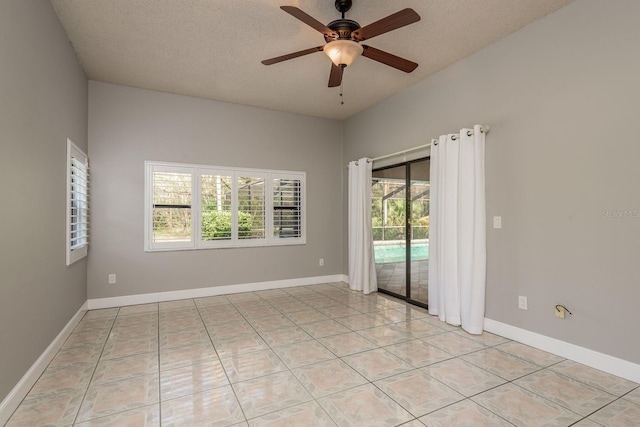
66 139 89 266
201 173 233 241
237 175 266 240
149 165 194 249
273 177 302 239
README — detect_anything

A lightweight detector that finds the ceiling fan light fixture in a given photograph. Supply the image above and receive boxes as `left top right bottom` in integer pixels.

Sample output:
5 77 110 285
324 40 363 67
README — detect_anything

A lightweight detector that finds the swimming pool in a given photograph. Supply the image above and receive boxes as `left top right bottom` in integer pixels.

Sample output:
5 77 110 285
374 243 429 264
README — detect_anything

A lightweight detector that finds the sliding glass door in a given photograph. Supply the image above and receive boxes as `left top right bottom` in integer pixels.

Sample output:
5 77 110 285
408 159 430 306
372 158 430 307
372 165 407 297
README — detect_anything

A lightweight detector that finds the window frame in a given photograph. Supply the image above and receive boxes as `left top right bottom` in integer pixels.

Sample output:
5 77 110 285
144 161 306 252
66 139 89 266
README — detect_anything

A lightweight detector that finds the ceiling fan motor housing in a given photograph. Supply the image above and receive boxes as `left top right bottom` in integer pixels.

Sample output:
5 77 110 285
328 0 359 41
325 19 361 42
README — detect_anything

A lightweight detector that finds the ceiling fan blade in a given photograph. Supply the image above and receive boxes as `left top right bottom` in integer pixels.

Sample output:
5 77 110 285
361 45 418 73
262 46 324 65
328 63 343 87
352 8 420 41
281 6 334 36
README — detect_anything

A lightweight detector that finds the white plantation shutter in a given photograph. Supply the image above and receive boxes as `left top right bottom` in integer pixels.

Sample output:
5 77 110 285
145 162 305 251
200 170 233 247
66 139 89 266
237 174 266 241
272 174 304 241
151 168 194 248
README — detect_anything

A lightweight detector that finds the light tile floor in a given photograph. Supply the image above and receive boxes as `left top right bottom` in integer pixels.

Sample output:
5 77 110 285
7 282 639 426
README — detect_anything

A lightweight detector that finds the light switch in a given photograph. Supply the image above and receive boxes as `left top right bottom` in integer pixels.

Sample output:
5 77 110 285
493 216 502 229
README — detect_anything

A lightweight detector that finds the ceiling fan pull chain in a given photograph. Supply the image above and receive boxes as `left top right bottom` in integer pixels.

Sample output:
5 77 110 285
340 79 344 105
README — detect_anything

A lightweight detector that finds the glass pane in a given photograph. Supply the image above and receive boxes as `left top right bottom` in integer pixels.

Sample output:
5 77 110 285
152 207 191 242
152 172 192 243
372 165 407 297
273 178 301 238
237 176 265 239
409 159 430 305
201 174 233 241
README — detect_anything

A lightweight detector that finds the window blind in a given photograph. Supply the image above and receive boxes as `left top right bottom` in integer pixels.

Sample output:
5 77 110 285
66 139 89 266
273 177 302 239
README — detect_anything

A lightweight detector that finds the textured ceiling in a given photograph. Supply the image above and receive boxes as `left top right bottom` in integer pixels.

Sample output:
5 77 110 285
51 0 574 120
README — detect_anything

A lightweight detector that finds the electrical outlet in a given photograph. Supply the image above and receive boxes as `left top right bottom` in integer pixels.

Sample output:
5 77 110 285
319 258 324 267
108 274 116 284
493 216 502 229
555 305 566 319
518 295 528 310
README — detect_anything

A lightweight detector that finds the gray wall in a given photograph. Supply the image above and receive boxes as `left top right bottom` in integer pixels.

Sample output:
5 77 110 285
88 82 344 299
0 1 88 400
343 0 640 363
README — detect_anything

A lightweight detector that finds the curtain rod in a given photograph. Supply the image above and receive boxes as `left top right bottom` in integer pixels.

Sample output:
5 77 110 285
358 125 489 165
444 124 490 142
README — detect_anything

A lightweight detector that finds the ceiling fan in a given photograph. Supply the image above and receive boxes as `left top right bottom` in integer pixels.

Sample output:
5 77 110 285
262 0 421 88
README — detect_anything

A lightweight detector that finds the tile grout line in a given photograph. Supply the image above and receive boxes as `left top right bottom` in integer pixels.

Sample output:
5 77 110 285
195 295 250 424
248 285 351 424
70 307 120 426
327 294 520 425
248 287 335 423
272 286 410 424
72 306 159 425
388 297 520 425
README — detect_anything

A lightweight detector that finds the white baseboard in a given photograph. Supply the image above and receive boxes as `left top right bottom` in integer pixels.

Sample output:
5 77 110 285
88 274 348 309
0 301 88 426
484 318 640 384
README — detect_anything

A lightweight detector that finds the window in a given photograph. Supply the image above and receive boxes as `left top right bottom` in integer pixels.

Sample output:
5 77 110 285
237 174 266 240
145 161 305 251
273 175 302 239
201 172 233 243
150 166 193 249
66 139 89 266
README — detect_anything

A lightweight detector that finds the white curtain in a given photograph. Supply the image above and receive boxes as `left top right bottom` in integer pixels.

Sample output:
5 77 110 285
348 158 377 294
428 125 486 334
